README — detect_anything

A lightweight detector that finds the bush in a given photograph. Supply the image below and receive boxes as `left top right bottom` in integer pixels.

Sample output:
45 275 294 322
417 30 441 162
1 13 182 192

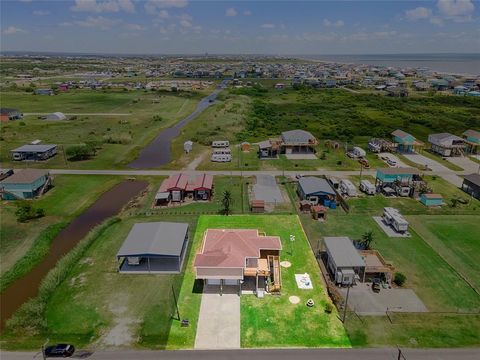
324 302 333 314
102 133 132 144
66 144 95 161
15 202 45 222
393 272 406 287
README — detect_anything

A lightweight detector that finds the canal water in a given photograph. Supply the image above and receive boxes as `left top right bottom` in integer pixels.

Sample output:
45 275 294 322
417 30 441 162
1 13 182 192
128 80 229 169
0 180 148 332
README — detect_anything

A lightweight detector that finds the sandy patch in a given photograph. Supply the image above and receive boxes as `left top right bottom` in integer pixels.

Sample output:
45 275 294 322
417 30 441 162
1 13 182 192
289 296 300 304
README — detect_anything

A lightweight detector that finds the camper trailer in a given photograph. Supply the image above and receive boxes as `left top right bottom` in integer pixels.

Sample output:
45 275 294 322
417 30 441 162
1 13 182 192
327 176 340 190
340 179 357 197
211 153 232 162
382 207 409 233
212 148 231 155
347 146 366 159
212 140 230 148
360 180 376 195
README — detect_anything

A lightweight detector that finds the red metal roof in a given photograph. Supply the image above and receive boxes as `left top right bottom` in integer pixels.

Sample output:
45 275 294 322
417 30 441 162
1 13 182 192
194 229 282 268
159 173 213 192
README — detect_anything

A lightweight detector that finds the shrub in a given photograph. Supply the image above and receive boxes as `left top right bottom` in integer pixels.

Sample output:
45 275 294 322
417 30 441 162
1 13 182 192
15 202 45 222
393 272 406 287
66 144 95 161
19 121 26 126
102 133 132 144
324 302 333 314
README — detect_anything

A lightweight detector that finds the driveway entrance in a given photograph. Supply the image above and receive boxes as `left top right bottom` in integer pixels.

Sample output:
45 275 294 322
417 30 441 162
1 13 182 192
194 285 240 349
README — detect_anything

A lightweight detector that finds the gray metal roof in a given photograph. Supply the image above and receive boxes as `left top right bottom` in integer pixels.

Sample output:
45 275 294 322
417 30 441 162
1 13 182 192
464 173 480 187
324 237 365 268
298 177 335 196
117 222 188 258
428 133 462 142
11 144 57 153
281 130 315 144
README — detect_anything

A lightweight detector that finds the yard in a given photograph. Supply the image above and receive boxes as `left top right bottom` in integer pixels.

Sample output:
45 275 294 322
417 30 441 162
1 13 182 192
0 89 201 169
171 215 351 349
0 175 121 284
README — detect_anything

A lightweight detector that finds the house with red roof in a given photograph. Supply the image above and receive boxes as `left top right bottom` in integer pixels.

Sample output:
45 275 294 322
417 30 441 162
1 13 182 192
155 173 213 205
194 229 282 296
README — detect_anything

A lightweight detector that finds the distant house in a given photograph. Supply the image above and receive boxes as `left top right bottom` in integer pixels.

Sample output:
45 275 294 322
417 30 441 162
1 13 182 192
391 129 423 153
462 129 480 155
0 169 51 200
0 108 23 122
430 79 449 91
44 112 67 121
368 138 394 153
453 86 468 95
281 130 318 154
116 222 189 274
10 144 57 161
258 139 281 159
184 140 193 153
461 174 480 200
467 91 480 97
375 168 421 189
155 173 213 205
297 177 336 206
428 133 464 157
194 229 282 295
324 237 365 286
420 193 443 207
58 84 69 91
34 88 54 96
413 81 430 91
274 83 285 90
386 87 408 97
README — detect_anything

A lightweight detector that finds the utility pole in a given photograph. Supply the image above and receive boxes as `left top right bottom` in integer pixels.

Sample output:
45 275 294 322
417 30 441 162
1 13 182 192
41 338 49 360
342 284 351 323
359 162 363 182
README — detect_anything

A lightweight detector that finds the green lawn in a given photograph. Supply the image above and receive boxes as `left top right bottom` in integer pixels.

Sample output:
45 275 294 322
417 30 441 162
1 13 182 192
0 175 120 279
172 215 351 349
301 213 480 313
408 215 480 293
0 89 201 169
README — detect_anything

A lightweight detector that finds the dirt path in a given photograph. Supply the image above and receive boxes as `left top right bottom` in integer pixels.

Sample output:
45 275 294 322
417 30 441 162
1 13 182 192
184 150 208 170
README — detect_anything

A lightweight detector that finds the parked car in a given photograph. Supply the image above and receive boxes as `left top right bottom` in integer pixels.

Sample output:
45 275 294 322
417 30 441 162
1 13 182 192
44 344 75 358
358 158 370 168
372 279 381 293
386 158 397 167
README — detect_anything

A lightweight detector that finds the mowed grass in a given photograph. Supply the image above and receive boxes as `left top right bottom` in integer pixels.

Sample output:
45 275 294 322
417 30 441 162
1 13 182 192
301 213 480 312
408 215 480 293
0 175 120 278
42 214 199 349
172 215 350 348
0 89 201 169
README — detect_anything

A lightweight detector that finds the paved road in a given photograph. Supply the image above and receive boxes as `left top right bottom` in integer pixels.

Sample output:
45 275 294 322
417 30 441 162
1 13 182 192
446 156 480 174
402 154 463 187
24 113 130 116
3 348 480 360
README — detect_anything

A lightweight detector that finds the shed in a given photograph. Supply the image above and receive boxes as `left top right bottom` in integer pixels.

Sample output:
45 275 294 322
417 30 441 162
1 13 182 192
45 112 66 121
324 237 365 285
184 140 193 153
251 199 265 213
241 142 250 152
116 222 189 274
420 193 443 207
10 144 57 161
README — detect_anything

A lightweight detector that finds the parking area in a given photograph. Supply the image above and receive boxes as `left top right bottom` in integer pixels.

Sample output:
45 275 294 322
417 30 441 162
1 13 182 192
402 154 463 187
339 283 428 315
377 153 408 168
373 216 411 238
446 156 479 174
194 285 240 349
253 174 285 203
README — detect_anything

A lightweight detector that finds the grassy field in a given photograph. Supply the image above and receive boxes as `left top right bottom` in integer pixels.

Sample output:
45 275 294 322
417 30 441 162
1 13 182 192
0 175 120 279
171 215 350 349
0 89 203 169
408 215 480 293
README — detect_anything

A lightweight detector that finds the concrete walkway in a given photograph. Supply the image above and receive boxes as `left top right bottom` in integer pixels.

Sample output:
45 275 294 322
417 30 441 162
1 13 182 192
194 285 240 350
402 154 463 187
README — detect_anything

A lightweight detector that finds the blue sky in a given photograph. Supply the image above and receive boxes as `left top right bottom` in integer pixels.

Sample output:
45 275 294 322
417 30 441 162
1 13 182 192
1 0 479 54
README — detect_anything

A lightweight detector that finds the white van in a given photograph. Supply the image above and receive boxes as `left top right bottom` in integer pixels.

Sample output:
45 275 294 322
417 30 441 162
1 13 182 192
360 180 376 195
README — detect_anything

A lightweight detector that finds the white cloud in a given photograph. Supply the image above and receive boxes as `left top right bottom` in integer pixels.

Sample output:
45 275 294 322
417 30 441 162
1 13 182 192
158 10 169 18
3 26 27 35
405 7 432 20
430 17 445 26
323 19 344 28
126 23 145 31
261 23 275 29
437 0 474 17
144 0 188 15
225 8 237 17
243 10 252 16
74 16 121 29
33 10 51 16
71 0 135 13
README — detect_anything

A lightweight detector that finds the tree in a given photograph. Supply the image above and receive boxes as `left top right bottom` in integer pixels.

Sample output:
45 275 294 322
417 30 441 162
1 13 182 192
393 272 406 287
360 230 374 250
66 144 95 161
15 201 45 222
220 190 233 215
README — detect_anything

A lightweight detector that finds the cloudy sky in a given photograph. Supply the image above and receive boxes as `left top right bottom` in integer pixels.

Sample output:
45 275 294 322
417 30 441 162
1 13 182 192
1 0 479 54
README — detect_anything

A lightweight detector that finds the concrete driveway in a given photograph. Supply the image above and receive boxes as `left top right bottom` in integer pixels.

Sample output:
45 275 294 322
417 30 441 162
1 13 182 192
253 174 285 203
446 156 480 174
339 283 428 315
194 285 240 349
377 153 408 168
402 153 463 187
